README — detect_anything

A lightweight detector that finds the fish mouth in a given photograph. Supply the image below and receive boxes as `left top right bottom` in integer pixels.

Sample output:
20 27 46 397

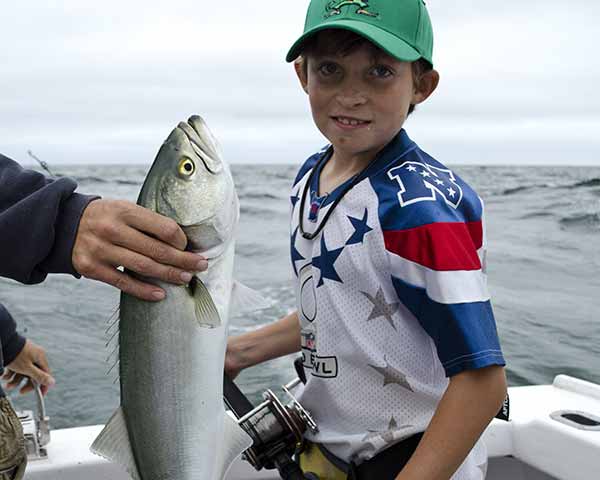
180 217 221 253
178 116 223 175
180 216 216 231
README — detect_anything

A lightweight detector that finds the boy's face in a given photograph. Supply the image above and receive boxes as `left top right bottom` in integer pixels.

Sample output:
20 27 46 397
296 43 437 162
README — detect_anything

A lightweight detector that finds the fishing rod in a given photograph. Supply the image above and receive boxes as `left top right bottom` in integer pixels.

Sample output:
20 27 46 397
224 358 316 480
27 150 57 177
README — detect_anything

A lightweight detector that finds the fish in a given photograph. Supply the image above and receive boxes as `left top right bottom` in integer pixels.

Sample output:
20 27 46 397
91 115 262 480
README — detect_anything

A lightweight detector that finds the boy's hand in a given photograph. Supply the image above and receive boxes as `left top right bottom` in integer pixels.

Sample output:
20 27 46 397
72 199 209 302
225 340 244 380
224 312 302 380
2 340 55 396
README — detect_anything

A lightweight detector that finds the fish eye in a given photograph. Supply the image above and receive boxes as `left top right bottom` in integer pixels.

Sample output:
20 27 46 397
177 157 196 178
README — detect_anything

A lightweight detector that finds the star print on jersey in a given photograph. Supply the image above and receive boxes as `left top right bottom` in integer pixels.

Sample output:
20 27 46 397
312 234 344 287
290 227 305 277
346 208 373 246
361 286 399 330
369 357 414 391
362 417 414 445
290 192 300 209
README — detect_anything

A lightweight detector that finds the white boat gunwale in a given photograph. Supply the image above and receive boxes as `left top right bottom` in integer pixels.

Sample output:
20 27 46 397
20 375 600 480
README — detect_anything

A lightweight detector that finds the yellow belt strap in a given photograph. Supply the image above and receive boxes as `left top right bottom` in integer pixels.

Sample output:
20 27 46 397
299 442 347 480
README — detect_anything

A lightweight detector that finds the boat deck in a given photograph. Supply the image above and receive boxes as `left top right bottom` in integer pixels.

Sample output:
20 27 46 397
22 375 600 480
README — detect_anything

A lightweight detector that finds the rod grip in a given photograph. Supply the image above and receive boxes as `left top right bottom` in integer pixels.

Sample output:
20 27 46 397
223 373 255 418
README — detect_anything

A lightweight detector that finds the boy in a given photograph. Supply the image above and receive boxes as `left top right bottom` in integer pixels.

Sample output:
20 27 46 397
226 1 507 478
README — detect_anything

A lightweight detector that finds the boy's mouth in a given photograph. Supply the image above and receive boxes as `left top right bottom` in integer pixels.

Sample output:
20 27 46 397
331 116 371 129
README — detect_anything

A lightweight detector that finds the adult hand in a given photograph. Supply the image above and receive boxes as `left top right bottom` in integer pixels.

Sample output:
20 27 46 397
72 199 208 302
3 340 55 396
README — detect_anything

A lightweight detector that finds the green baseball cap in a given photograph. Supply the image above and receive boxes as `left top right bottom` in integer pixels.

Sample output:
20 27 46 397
286 0 434 66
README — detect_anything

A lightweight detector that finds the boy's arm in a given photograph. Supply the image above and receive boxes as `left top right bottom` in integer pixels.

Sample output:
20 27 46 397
396 365 507 480
225 310 301 378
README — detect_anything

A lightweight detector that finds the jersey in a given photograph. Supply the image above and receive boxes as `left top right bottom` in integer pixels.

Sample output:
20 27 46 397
289 130 504 477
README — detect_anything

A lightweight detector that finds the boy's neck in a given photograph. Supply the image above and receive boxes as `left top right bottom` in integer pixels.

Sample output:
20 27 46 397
329 149 374 174
318 149 375 195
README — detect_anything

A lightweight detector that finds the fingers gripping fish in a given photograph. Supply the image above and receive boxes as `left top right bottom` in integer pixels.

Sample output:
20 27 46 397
91 116 263 480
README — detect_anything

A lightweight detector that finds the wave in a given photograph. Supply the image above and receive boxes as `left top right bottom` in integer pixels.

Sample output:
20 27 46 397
519 211 556 220
236 242 277 259
500 183 554 195
502 185 535 195
239 192 280 200
502 178 600 195
559 213 600 231
74 176 140 185
240 205 278 217
572 178 600 188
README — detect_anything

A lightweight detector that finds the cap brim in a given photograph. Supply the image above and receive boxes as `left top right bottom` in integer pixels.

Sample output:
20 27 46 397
286 19 422 63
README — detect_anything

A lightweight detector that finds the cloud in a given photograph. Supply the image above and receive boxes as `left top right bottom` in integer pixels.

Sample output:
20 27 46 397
1 1 598 165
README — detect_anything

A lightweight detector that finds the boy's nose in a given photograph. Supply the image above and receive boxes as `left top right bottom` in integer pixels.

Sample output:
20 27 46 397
336 89 367 109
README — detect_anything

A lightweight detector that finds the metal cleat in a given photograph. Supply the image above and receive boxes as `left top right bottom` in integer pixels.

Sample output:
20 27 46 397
15 384 50 461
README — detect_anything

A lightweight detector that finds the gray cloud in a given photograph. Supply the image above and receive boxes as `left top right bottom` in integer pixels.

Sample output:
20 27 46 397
1 1 598 165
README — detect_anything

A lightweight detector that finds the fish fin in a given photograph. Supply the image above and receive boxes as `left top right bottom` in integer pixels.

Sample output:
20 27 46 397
190 276 221 328
216 410 254 480
229 281 270 318
90 406 141 480
105 308 120 379
106 359 119 377
106 305 120 325
105 348 120 382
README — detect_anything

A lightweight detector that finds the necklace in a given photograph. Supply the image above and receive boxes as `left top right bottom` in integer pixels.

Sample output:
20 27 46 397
299 147 375 241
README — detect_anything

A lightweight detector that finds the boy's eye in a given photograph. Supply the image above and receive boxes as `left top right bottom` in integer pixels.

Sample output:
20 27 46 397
371 65 393 78
317 62 340 76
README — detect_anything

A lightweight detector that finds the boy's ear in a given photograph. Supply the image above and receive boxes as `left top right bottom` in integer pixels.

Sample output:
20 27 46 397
412 69 440 106
294 58 309 94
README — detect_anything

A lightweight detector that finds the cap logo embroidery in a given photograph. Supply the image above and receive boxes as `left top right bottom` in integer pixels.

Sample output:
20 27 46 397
325 0 378 18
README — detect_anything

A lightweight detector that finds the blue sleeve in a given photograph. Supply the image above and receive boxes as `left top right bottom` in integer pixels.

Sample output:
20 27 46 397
0 154 99 284
391 276 505 377
377 150 506 377
0 304 27 396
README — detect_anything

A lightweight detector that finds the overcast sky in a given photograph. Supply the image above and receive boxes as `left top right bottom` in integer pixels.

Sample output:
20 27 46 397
1 0 599 166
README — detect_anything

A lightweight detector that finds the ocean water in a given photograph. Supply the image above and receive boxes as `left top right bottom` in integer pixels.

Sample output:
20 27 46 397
2 163 599 429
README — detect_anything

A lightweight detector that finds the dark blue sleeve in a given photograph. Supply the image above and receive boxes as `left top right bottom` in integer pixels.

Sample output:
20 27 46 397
0 304 27 396
0 154 99 284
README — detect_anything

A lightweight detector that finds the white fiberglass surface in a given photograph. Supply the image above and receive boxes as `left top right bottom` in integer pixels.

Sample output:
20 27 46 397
24 455 556 480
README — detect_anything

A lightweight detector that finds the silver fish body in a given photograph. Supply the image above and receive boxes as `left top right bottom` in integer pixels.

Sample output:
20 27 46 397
92 116 252 480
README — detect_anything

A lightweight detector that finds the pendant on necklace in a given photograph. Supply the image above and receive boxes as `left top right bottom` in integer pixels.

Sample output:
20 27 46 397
308 190 329 223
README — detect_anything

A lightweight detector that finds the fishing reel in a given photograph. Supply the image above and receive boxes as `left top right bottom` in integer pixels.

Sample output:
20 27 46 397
223 359 317 480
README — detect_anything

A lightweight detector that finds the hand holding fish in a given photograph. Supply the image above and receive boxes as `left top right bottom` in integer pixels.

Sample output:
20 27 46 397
72 199 208 302
2 340 55 396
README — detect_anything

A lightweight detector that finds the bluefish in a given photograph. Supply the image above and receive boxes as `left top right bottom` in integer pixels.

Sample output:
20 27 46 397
91 115 261 480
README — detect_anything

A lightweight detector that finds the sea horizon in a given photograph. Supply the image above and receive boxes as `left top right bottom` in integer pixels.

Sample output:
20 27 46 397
4 163 599 429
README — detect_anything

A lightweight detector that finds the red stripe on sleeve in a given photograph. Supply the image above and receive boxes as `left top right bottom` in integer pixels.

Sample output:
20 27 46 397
384 221 483 271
